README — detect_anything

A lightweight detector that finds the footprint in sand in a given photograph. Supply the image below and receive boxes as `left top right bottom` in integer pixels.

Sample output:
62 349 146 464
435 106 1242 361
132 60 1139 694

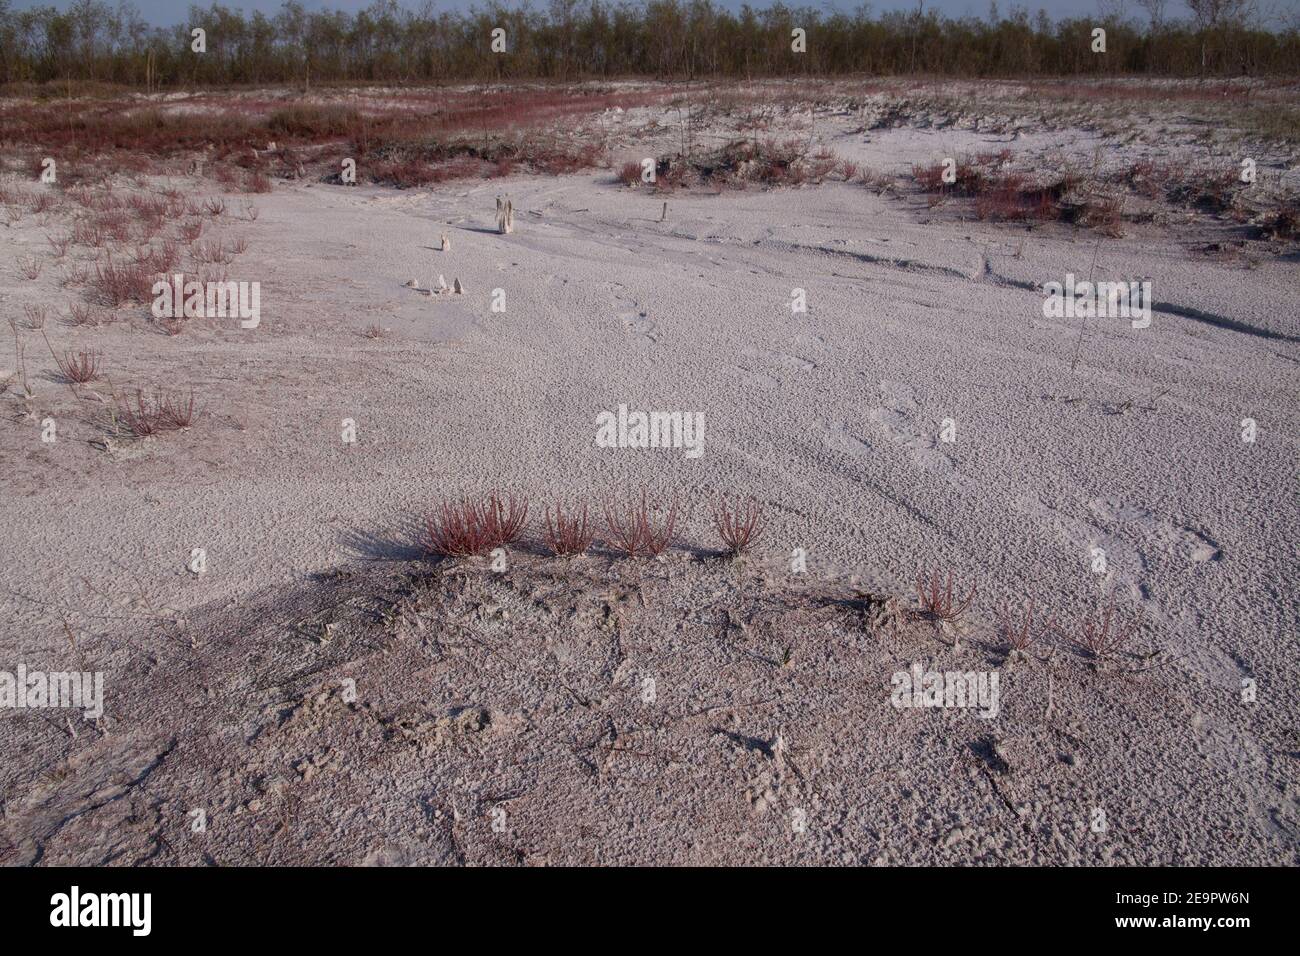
774 352 817 372
611 291 657 344
790 332 829 355
739 346 818 379
1087 498 1221 565
868 380 954 475
819 421 872 457
729 365 780 390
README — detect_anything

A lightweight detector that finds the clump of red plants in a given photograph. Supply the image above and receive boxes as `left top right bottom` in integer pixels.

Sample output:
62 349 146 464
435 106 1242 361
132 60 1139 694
603 493 678 557
543 502 595 556
424 493 529 557
712 495 763 557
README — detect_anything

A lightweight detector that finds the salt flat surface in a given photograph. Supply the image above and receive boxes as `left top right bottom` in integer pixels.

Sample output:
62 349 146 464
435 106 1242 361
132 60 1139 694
1 115 1296 864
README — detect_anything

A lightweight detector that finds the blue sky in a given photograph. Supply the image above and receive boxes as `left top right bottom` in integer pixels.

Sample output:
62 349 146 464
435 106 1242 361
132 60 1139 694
6 0 1184 28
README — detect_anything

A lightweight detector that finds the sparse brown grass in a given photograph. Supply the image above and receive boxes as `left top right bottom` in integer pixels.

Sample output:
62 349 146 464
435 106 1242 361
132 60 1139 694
617 161 643 186
67 302 105 327
158 388 198 429
23 304 48 330
192 238 235 265
712 496 763 557
996 599 1054 653
1074 599 1140 664
603 493 677 557
915 567 976 623
18 257 42 280
112 386 198 436
91 254 154 306
46 334 103 384
1257 203 1298 240
71 219 106 247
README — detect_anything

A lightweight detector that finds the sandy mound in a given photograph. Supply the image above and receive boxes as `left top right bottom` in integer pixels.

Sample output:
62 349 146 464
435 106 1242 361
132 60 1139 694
1 552 1292 866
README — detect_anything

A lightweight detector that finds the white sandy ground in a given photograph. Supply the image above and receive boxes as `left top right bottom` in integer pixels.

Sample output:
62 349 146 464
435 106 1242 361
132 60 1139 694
0 104 1297 864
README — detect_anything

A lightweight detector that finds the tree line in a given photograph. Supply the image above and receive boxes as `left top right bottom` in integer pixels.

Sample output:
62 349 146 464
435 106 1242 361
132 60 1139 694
0 0 1296 87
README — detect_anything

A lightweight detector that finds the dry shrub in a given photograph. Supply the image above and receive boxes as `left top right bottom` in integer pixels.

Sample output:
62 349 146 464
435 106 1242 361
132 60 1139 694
203 197 226 217
47 234 72 257
158 388 197 428
531 142 604 176
1080 195 1125 237
71 219 106 247
18 257 42 280
543 502 595 556
61 262 88 287
712 496 763 556
915 568 976 623
126 193 167 223
370 159 442 188
53 346 103 384
28 192 57 214
424 493 529 557
23 304 48 330
266 104 361 139
131 241 181 274
1257 203 1298 240
996 599 1055 653
245 170 272 193
113 387 198 436
178 218 204 243
95 210 133 241
67 302 105 327
91 254 154 306
603 493 677 557
808 146 838 180
973 173 1059 221
617 161 643 186
192 238 234 265
1075 600 1139 663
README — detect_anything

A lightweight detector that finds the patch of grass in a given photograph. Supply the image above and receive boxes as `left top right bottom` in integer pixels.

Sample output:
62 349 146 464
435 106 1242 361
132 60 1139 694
50 341 103 384
425 493 529 557
603 493 677 557
915 568 976 624
712 496 763 557
543 502 595 556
